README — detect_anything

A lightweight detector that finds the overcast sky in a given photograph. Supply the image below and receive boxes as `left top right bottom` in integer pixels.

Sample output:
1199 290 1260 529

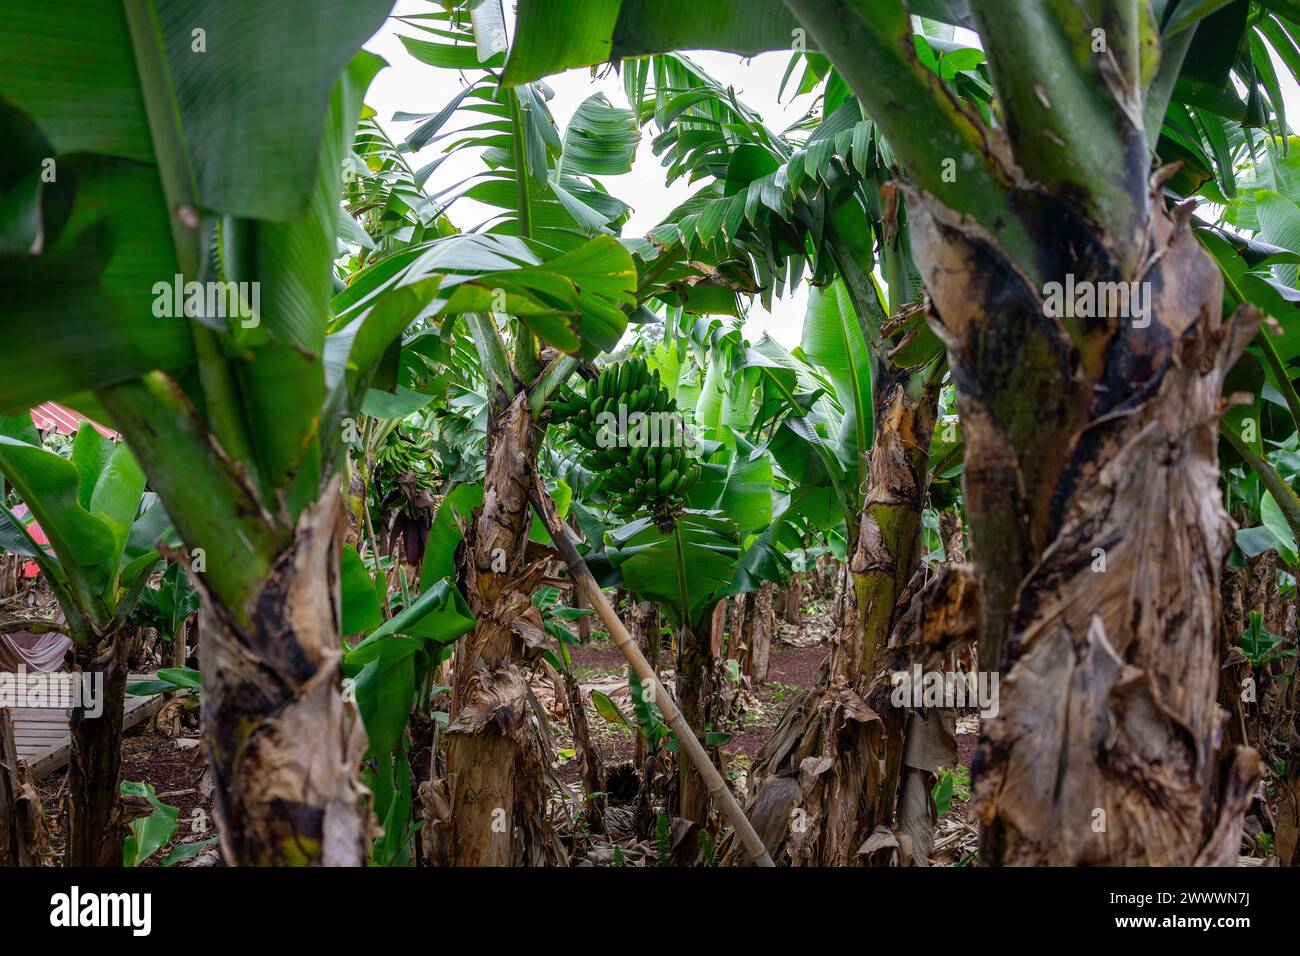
360 2 1300 349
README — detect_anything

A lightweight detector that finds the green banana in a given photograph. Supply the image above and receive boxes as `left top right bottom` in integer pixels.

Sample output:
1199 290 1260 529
548 357 700 526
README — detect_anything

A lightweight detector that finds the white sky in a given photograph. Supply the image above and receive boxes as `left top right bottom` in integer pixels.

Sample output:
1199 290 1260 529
361 3 1300 349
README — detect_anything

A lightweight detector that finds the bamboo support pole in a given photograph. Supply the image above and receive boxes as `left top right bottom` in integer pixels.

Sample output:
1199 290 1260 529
528 484 774 867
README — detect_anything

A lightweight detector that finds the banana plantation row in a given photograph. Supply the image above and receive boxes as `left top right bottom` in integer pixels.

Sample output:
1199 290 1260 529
1 0 1299 867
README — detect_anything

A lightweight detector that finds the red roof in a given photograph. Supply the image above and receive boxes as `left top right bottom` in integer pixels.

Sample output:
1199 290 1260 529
17 405 117 581
11 504 47 579
30 402 119 440
11 504 48 546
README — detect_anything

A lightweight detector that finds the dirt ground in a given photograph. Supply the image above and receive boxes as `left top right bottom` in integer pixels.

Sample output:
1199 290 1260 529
29 590 981 866
36 715 216 866
552 632 828 788
545 601 980 865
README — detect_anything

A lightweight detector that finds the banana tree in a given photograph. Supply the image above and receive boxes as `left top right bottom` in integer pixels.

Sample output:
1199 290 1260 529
731 288 953 864
339 545 476 866
0 417 166 866
546 333 790 826
503 0 1279 866
615 49 959 861
0 0 426 866
0 0 621 865
609 447 774 826
374 1 643 865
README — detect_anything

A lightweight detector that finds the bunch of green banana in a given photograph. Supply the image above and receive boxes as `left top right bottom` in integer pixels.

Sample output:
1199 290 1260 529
372 429 437 495
549 358 670 437
548 357 702 526
601 441 702 518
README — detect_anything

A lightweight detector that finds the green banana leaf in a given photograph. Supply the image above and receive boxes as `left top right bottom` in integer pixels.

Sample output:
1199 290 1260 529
802 279 873 472
344 577 476 757
607 510 741 631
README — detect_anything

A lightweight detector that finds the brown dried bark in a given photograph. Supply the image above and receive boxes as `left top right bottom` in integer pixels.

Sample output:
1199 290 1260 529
1228 557 1300 863
1277 686 1300 864
733 375 940 865
725 584 774 684
444 392 563 866
728 594 748 671
1271 605 1300 865
1 708 49 866
894 707 957 865
1217 565 1250 752
572 576 591 644
911 171 1261 865
674 620 716 826
709 600 727 660
198 478 370 866
776 577 802 624
0 709 21 866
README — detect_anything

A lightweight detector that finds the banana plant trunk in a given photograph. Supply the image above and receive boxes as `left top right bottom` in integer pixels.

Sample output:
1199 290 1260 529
563 670 604 833
912 180 1260 865
633 600 660 771
780 0 1266 865
777 578 802 625
1 707 44 866
750 581 775 683
445 392 560 866
674 621 716 826
64 631 130 868
198 483 370 866
737 372 938 864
